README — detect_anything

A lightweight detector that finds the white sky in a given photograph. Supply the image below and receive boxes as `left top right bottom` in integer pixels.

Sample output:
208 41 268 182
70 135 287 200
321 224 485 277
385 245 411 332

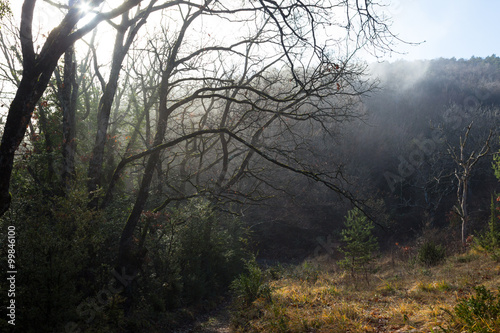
6 0 500 62
383 0 500 61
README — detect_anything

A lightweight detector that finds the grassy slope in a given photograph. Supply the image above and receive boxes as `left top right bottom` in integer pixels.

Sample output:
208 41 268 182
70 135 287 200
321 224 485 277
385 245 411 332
231 251 500 332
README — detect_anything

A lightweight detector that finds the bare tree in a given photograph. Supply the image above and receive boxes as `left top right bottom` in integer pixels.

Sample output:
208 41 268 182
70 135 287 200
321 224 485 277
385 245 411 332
447 122 492 246
91 0 398 296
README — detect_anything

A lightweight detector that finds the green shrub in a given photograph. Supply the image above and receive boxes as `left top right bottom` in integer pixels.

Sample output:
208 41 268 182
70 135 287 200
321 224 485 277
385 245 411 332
338 208 379 278
442 285 500 332
417 241 445 266
267 263 286 280
230 257 272 306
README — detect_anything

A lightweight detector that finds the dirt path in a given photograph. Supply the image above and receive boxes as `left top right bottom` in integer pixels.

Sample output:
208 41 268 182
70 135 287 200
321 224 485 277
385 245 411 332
172 301 233 333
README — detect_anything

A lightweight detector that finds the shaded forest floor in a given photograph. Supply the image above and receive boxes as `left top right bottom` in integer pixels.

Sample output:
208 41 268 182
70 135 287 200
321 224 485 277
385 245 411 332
226 250 500 332
172 299 232 333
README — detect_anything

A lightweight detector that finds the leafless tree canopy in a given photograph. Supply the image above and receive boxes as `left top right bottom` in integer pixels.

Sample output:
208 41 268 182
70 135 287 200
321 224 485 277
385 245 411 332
0 0 398 314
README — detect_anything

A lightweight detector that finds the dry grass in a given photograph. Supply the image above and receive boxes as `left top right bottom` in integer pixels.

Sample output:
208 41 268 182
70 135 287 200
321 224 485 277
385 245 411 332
231 250 500 332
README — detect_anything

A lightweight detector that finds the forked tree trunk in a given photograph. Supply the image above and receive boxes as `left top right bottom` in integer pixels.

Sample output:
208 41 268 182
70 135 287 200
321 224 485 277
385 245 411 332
87 14 128 207
448 122 491 246
87 8 153 208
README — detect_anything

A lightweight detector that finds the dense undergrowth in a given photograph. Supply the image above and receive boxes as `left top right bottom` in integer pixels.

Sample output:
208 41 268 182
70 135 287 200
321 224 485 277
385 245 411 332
0 171 251 332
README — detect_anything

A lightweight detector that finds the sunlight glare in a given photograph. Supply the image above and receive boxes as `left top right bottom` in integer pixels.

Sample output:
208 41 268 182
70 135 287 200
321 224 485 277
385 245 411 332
76 2 92 15
75 1 99 28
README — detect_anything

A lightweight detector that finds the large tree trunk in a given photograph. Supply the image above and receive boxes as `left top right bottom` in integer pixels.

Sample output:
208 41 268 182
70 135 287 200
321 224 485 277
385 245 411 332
0 65 57 215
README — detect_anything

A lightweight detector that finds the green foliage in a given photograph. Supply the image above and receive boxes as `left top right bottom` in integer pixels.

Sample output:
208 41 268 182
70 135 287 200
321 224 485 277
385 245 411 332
0 0 10 20
494 148 500 181
338 208 379 278
230 257 272 306
267 262 286 280
475 194 500 260
135 198 250 318
442 285 500 333
0 173 111 333
481 148 500 259
1 159 250 332
417 241 445 266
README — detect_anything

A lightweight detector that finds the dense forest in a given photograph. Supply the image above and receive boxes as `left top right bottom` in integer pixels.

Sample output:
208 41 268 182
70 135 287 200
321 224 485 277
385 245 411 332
248 56 500 261
1 1 500 332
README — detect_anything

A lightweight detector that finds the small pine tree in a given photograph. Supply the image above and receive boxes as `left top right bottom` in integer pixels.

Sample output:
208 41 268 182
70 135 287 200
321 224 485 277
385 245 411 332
488 194 500 245
339 208 379 279
494 150 500 180
476 194 500 260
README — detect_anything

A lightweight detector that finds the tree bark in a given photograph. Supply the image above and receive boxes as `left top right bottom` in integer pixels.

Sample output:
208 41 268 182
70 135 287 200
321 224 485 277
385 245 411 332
0 63 57 216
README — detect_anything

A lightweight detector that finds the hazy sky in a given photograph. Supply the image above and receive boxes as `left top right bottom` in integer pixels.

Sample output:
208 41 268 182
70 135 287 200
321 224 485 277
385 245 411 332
384 0 500 61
